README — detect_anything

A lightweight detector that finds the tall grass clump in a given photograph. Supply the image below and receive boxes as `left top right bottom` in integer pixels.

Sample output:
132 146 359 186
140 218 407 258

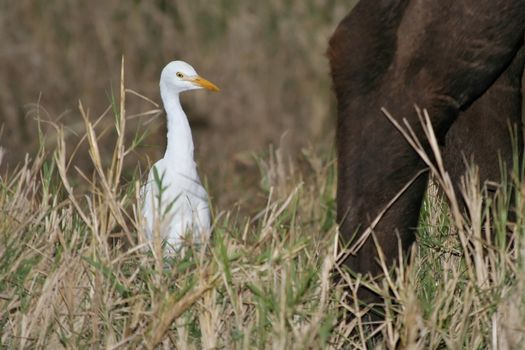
2 65 525 348
0 63 344 349
0 1 357 211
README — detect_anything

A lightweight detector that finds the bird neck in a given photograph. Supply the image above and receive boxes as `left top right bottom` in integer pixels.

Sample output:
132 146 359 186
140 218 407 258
161 90 196 167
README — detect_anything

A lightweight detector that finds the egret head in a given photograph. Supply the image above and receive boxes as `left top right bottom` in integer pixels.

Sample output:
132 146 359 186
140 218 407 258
160 60 220 94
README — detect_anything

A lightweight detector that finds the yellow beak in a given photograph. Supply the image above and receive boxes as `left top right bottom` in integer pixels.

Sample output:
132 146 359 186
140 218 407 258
189 76 220 92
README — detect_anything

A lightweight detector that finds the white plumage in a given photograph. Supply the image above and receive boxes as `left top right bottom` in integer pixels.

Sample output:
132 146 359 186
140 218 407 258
142 60 219 251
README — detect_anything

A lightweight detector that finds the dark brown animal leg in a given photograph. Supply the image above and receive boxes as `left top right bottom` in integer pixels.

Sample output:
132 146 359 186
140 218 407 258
329 0 525 298
444 47 525 200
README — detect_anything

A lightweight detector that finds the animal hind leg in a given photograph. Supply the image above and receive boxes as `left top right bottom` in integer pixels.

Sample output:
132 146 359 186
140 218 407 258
444 45 525 221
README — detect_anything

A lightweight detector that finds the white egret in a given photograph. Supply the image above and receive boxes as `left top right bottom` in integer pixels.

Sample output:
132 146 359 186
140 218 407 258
142 60 219 251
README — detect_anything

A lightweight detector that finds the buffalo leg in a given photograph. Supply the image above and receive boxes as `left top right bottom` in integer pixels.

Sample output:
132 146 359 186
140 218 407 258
444 47 525 202
329 0 525 300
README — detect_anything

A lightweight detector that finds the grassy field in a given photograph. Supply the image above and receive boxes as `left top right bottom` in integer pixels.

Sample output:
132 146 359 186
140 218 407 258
2 67 525 349
2 1 525 349
0 0 355 212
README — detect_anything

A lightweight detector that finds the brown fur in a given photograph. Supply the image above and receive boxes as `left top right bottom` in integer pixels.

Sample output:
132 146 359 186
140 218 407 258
329 0 525 301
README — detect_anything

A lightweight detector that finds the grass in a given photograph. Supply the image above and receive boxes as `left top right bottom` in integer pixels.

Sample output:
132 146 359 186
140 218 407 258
2 66 525 349
0 0 356 211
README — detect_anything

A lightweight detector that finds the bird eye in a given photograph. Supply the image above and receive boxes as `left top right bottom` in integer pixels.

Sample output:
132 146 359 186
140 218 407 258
176 72 184 78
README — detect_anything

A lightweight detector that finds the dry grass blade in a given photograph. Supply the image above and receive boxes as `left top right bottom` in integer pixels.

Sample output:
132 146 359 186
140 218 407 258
144 271 220 349
382 107 474 279
342 168 428 260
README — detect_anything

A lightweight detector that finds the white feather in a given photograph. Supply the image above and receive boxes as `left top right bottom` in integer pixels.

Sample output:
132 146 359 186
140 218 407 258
142 61 217 251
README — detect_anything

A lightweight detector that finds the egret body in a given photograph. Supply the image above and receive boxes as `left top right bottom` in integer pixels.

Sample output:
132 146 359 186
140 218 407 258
142 60 219 251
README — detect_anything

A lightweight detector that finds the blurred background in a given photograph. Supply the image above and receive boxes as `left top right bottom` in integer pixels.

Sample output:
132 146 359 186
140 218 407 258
0 0 356 212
